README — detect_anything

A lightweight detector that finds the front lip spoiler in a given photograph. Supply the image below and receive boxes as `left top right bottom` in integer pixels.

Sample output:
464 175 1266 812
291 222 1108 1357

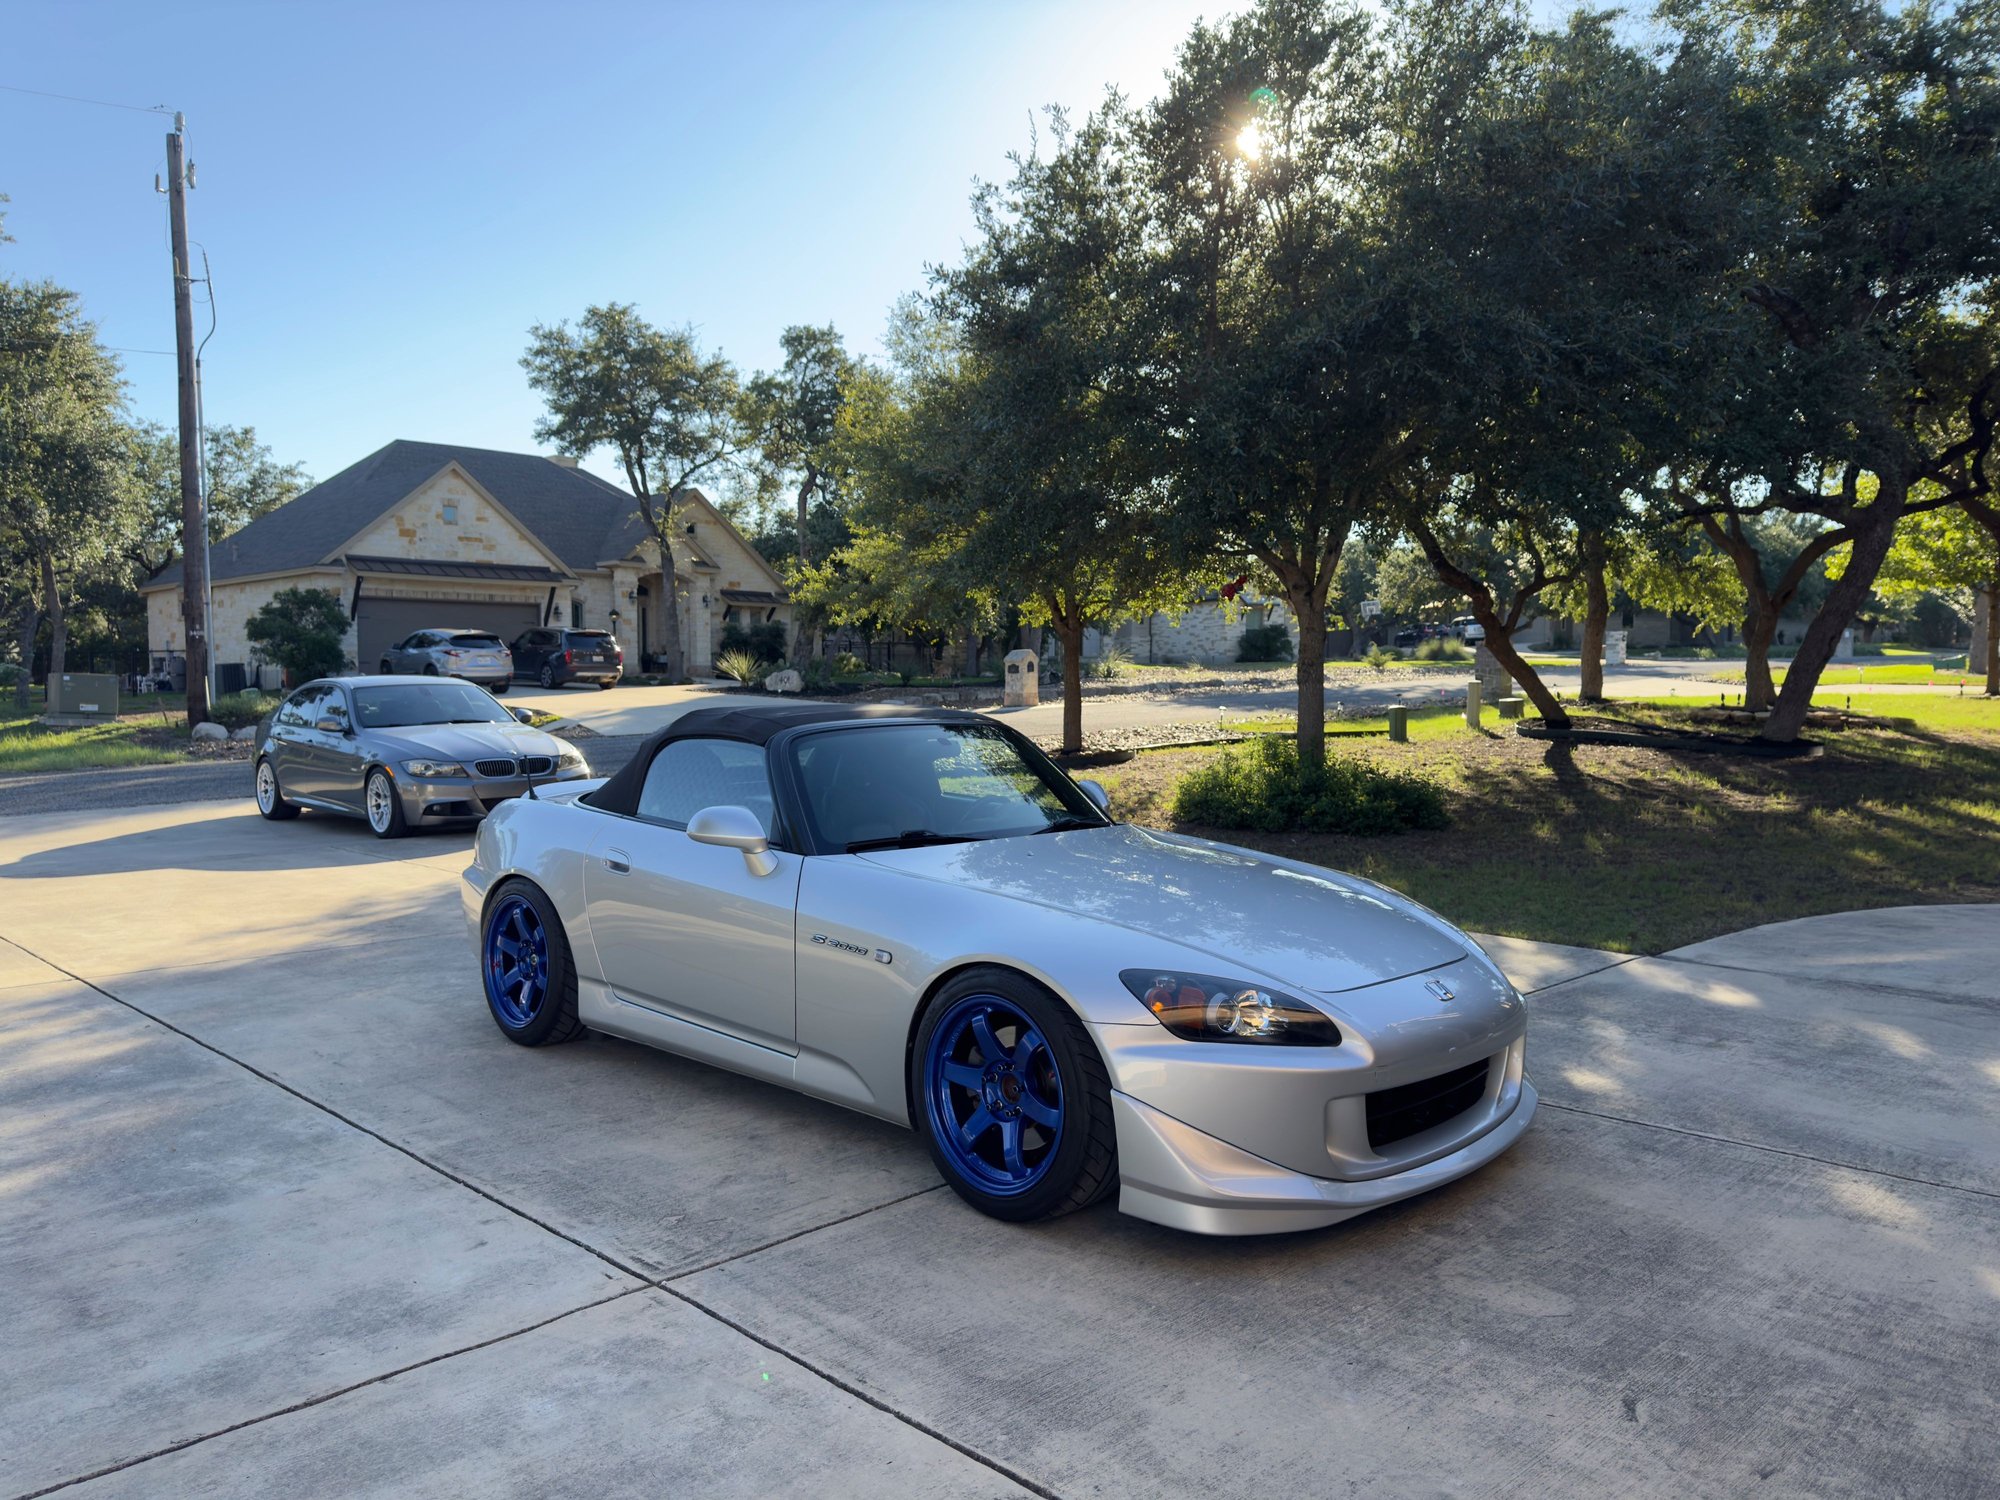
1111 1080 1538 1236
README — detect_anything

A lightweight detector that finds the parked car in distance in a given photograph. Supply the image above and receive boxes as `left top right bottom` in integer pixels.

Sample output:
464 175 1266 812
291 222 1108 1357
253 675 589 839
510 627 623 690
377 629 513 692
1450 614 1485 643
462 702 1534 1235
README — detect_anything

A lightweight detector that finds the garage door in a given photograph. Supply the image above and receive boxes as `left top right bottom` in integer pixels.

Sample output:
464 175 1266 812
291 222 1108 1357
355 597 543 672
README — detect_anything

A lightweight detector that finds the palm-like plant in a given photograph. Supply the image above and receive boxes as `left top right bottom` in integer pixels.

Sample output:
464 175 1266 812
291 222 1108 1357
714 649 767 686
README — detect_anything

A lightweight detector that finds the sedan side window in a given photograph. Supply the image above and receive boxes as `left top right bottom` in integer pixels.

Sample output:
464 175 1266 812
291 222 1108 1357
276 688 316 729
637 739 776 836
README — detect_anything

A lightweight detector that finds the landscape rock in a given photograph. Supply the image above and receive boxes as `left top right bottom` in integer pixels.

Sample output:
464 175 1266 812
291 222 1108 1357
764 669 804 694
230 725 258 742
190 722 229 742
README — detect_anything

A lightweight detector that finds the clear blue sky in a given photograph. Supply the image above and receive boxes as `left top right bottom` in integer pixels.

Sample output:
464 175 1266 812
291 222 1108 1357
3 0 1243 492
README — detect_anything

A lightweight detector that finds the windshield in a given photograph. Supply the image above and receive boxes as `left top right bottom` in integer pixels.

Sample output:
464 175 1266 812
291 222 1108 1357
790 722 1106 851
352 681 513 729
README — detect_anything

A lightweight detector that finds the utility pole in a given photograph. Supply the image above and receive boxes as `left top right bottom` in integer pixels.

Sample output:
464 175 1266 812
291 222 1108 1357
165 112 209 727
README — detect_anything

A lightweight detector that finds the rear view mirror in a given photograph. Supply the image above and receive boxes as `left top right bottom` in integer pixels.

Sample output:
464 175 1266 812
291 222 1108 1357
315 717 349 736
1076 779 1110 815
510 706 536 724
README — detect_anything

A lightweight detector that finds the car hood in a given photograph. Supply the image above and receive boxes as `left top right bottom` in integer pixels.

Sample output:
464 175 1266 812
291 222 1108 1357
856 824 1465 993
361 722 567 762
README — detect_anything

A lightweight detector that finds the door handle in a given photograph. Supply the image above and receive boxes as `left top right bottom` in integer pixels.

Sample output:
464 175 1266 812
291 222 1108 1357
604 848 631 874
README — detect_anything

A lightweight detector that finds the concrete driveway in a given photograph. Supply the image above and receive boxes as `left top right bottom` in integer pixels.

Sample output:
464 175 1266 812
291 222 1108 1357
2 803 1994 1498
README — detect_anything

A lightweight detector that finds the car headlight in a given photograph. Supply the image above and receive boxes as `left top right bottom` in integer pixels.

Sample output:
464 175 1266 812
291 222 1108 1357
557 747 586 770
1120 968 1342 1046
401 758 467 778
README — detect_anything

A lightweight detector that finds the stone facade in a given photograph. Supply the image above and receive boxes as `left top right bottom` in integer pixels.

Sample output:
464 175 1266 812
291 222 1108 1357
1087 599 1299 666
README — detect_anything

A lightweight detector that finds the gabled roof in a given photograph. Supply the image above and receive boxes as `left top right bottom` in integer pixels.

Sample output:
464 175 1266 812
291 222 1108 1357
144 439 775 593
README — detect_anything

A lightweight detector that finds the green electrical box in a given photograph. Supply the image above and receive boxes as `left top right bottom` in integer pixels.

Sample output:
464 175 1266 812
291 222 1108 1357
45 672 120 727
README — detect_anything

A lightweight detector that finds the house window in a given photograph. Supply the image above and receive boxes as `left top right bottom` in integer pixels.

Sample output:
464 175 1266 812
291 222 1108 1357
442 503 458 523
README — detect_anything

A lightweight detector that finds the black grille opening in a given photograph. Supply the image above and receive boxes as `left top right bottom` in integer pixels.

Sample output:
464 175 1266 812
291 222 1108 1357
1366 1060 1490 1150
473 758 517 777
521 755 555 775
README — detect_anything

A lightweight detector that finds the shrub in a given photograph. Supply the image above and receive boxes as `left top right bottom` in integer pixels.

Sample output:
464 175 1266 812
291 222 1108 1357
1173 736 1448 836
1090 642 1133 680
832 651 867 675
1236 624 1296 663
714 649 767 686
1362 644 1400 671
719 621 789 662
206 690 283 730
1412 637 1471 662
245 587 350 684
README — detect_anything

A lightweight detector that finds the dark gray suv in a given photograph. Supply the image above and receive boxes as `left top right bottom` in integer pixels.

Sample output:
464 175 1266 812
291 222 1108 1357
510 628 623 690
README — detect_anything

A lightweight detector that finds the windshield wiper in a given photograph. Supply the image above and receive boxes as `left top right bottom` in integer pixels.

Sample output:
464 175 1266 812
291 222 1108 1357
845 829 981 853
1034 814 1104 835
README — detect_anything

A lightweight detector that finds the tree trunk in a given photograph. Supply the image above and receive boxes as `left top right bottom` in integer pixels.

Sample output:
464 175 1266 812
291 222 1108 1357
796 468 816 564
1480 621 1568 726
13 601 40 711
40 556 67 698
963 628 979 679
660 563 686 680
1762 503 1902 742
1741 599 1781 712
1290 596 1329 771
1055 613 1086 755
1983 582 1999 698
1579 529 1608 703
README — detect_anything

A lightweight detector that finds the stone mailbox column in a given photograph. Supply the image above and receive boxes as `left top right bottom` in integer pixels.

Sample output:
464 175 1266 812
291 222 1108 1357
1473 642 1512 702
1003 648 1040 707
1604 630 1628 667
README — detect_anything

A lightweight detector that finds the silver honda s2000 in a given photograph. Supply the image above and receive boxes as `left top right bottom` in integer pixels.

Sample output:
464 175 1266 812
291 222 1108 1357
462 702 1535 1234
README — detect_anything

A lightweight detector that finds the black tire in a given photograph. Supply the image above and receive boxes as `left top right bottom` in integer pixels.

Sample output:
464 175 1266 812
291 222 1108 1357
597 679 615 690
363 767 408 839
423 663 440 676
539 663 557 689
254 757 301 820
489 682 507 695
481 879 586 1046
910 966 1117 1223
378 659 394 674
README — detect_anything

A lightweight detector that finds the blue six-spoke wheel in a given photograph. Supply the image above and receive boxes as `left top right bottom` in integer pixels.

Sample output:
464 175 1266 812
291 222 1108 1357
484 893 550 1029
924 993 1064 1196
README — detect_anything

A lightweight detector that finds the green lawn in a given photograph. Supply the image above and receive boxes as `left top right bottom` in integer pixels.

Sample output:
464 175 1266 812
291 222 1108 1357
1714 660 1970 686
0 694 195 775
1106 688 2000 952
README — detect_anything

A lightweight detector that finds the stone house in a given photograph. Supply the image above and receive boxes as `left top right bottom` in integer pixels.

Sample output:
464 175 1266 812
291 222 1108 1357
1084 593 1300 666
142 440 789 683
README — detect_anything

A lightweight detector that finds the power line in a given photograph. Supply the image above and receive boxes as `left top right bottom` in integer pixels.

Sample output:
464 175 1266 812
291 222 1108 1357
0 82 173 116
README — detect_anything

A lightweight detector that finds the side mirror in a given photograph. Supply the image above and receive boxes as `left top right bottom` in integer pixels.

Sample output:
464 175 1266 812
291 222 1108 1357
315 717 349 736
687 804 778 876
1076 778 1110 815
509 706 536 724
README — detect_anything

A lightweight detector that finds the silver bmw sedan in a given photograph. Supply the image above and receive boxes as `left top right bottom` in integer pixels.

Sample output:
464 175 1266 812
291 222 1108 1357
459 702 1534 1236
253 675 589 838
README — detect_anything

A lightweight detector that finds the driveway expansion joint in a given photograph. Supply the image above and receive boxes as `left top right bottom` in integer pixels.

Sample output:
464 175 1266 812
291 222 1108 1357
10 1288 646 1500
0 931 1053 1500
1654 951 2000 1006
1537 1096 2000 1203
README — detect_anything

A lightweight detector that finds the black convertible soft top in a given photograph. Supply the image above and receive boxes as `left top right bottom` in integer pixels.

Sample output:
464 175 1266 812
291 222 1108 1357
585 700 987 817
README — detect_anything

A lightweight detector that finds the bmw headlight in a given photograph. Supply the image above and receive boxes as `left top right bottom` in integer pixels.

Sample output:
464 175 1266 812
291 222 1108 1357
557 746 587 770
401 758 467 778
1120 969 1342 1046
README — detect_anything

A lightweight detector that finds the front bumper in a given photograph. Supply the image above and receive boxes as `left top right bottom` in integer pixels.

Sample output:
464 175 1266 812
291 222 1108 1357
394 766 589 822
1113 1078 1538 1236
